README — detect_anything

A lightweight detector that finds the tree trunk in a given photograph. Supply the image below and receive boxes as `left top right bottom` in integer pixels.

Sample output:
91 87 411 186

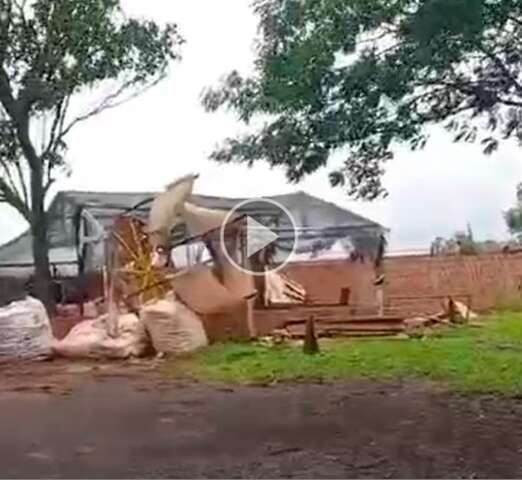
30 166 54 314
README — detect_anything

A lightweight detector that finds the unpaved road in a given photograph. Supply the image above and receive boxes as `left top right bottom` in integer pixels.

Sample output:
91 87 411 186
1 365 522 478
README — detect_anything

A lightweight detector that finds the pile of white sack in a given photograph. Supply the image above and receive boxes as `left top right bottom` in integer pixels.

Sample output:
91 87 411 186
51 313 150 359
51 294 208 360
140 294 208 356
0 296 53 359
0 293 208 361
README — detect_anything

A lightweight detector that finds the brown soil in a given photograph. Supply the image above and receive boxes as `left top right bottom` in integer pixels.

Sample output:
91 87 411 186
1 361 522 478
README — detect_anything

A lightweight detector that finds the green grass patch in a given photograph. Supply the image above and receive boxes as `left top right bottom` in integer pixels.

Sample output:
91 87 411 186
164 312 522 394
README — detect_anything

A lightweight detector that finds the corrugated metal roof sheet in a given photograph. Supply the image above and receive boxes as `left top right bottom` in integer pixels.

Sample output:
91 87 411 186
0 189 385 269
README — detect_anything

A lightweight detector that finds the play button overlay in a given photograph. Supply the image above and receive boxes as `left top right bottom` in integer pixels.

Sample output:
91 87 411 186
245 216 279 257
220 198 298 276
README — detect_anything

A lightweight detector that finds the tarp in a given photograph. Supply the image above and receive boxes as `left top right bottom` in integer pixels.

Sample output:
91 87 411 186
171 265 245 315
147 174 198 247
183 202 232 238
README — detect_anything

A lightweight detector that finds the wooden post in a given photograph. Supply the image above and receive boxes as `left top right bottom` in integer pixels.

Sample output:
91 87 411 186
447 297 457 324
303 316 320 355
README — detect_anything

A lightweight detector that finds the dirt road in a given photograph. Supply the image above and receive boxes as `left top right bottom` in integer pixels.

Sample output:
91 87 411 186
1 368 522 478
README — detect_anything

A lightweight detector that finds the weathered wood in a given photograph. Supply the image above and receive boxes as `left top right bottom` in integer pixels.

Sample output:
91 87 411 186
303 316 320 354
287 323 403 334
283 315 406 326
289 330 401 339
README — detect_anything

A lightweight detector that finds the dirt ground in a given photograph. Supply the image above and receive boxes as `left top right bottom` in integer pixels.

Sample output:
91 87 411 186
1 361 522 479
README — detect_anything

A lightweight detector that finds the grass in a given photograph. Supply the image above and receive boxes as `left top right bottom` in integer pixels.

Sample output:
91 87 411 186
164 312 522 394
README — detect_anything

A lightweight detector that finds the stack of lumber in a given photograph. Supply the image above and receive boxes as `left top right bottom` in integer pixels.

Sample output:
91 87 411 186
283 315 406 338
254 304 401 336
258 298 478 340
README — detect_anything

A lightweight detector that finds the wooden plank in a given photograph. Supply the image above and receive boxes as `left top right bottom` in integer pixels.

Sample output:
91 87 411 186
284 315 405 326
287 324 403 334
263 302 383 311
388 294 471 302
288 331 400 339
320 322 404 331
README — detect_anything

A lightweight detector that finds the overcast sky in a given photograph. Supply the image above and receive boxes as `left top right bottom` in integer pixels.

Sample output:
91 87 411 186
1 0 522 252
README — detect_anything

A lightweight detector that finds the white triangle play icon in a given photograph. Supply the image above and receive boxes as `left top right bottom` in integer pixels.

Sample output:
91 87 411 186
246 216 279 258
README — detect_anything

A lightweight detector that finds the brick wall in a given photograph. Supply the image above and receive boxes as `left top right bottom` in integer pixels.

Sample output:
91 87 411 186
281 252 522 317
384 252 522 313
283 260 376 306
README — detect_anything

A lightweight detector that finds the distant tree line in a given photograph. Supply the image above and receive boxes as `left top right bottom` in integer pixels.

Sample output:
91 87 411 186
431 183 522 256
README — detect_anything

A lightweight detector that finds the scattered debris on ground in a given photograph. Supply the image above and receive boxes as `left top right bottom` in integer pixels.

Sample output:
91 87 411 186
262 296 479 343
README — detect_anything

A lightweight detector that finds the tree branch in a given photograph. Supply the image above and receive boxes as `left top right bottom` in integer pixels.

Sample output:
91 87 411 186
43 175 54 195
0 157 19 192
59 75 164 140
43 95 70 159
0 0 13 63
499 98 522 108
0 66 40 171
479 46 522 97
507 14 522 29
13 156 28 205
45 102 64 155
0 66 19 120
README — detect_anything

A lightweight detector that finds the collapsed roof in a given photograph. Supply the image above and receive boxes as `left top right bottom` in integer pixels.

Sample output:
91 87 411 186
0 189 386 275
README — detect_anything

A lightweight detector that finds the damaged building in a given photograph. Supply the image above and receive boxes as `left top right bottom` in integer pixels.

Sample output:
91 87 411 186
0 189 385 277
0 180 387 344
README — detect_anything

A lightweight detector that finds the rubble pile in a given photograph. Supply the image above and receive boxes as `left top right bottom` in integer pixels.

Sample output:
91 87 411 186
46 174 286 360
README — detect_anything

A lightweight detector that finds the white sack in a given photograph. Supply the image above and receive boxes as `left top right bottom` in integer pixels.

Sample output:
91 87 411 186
51 313 149 359
140 296 208 355
0 296 53 359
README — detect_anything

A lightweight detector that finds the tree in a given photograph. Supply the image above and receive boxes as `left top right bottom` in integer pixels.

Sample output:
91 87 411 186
0 0 182 311
504 182 522 240
430 236 446 256
455 226 477 255
203 0 522 200
430 226 480 256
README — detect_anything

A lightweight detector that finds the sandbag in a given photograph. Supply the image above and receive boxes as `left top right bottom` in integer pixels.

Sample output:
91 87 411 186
51 313 149 359
0 296 53 359
140 296 208 355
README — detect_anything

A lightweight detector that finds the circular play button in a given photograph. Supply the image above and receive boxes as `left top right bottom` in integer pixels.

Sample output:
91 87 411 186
220 198 298 276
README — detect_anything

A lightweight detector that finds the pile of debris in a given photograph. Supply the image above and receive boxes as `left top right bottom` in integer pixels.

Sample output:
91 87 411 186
264 298 479 342
0 173 483 361
402 298 480 338
0 174 313 361
50 175 256 359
